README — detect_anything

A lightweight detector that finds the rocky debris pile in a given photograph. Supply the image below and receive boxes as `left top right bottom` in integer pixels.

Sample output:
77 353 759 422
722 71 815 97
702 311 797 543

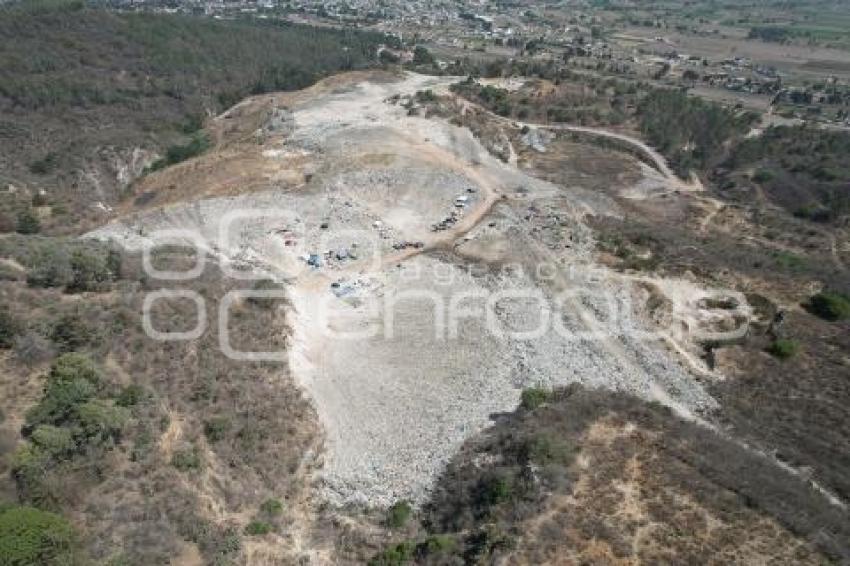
520 126 555 153
392 241 424 251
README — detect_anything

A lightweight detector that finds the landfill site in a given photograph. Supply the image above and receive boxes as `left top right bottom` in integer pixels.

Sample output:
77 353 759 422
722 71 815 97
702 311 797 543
89 71 754 508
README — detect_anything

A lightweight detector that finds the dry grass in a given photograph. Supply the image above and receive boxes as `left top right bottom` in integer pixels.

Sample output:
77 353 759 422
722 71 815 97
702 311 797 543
0 247 322 564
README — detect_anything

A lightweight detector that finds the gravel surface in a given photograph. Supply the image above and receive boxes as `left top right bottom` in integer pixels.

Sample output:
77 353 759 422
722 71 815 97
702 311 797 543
88 72 723 508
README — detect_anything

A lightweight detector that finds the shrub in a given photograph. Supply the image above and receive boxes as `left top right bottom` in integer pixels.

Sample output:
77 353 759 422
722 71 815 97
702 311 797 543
386 500 412 529
768 339 799 360
16 209 41 234
27 246 72 288
480 474 514 506
521 434 573 465
67 249 115 293
415 89 437 103
13 331 55 365
368 540 416 565
422 534 456 555
31 425 76 459
116 384 146 408
412 46 434 66
171 445 202 472
10 444 53 503
752 169 774 183
148 133 210 171
807 291 850 321
243 521 272 536
0 307 20 348
48 352 100 385
0 505 78 565
203 417 231 443
520 387 551 410
50 311 97 353
25 353 102 431
28 153 58 175
259 498 283 517
77 399 128 445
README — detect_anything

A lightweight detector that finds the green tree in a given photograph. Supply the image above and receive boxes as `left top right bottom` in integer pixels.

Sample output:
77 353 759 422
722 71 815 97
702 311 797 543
25 353 102 431
413 46 434 66
0 505 79 565
31 425 76 459
77 399 128 445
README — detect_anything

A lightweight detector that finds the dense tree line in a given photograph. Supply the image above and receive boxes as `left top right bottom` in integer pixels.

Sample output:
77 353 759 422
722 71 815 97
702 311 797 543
637 89 756 177
0 1 388 112
0 1 390 230
721 125 850 221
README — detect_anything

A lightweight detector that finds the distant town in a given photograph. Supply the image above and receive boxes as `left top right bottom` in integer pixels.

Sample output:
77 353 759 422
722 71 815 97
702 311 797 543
103 0 850 128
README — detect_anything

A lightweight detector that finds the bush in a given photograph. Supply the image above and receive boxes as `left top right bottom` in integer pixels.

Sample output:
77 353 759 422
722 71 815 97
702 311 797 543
26 246 72 288
50 311 97 353
478 474 514 506
66 249 115 293
116 384 146 408
25 353 102 431
243 521 272 536
77 399 128 445
520 387 551 410
415 89 437 103
49 352 100 385
521 434 573 465
368 540 416 565
13 353 129 504
10 444 53 504
31 425 76 459
386 500 412 529
259 498 283 517
0 307 21 349
807 291 850 321
422 534 456 555
412 46 434 66
203 417 231 443
148 133 210 171
13 331 55 364
16 209 41 234
0 505 78 565
28 153 58 175
768 339 799 360
752 169 774 183
171 445 202 472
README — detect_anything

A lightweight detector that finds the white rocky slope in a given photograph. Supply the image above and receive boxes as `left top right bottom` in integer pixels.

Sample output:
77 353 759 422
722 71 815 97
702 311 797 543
88 73 730 507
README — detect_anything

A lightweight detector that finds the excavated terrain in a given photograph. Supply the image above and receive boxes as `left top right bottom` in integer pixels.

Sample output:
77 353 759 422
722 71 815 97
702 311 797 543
89 71 751 507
